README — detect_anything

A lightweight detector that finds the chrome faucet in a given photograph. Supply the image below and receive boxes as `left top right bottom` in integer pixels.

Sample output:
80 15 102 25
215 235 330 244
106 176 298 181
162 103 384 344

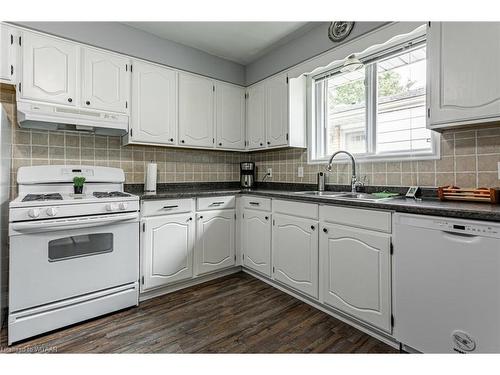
326 150 360 193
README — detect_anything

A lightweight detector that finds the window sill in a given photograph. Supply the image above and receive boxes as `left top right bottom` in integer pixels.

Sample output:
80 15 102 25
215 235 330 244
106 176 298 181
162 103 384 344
308 152 441 165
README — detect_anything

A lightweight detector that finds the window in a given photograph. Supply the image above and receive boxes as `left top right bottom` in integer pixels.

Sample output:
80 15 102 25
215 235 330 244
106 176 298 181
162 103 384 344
311 40 438 162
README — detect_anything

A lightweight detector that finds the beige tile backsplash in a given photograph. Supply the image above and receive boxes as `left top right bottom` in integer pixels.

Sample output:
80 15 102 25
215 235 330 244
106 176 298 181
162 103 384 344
8 117 500 198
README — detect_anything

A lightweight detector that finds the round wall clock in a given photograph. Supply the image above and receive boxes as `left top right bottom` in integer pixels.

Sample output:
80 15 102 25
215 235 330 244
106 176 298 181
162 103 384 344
328 22 355 42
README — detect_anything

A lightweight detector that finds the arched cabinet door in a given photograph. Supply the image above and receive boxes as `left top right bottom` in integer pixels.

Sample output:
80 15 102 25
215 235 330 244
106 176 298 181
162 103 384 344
215 82 245 150
21 31 78 105
272 214 318 298
246 84 266 150
320 223 391 332
130 60 177 144
141 213 194 291
242 209 271 276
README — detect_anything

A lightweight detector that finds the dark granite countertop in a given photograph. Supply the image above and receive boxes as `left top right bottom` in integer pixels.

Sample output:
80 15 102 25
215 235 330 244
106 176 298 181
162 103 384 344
125 183 500 222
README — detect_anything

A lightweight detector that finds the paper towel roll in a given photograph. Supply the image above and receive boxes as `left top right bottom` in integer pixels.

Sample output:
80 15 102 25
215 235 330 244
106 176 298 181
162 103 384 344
145 162 157 194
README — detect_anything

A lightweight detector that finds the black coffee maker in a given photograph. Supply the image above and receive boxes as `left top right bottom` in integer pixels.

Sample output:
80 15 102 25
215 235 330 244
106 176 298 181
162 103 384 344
240 162 255 188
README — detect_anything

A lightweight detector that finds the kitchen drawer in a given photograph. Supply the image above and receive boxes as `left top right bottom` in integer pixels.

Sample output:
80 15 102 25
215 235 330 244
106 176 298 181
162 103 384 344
242 196 271 211
141 198 194 217
197 195 235 211
320 205 391 233
273 199 318 220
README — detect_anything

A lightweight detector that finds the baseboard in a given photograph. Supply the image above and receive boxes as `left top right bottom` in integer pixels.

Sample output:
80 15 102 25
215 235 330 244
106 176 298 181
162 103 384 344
139 267 242 302
242 268 400 350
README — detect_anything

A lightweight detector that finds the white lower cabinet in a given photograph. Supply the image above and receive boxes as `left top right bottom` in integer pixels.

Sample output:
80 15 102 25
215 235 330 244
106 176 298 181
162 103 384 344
320 223 392 332
141 213 194 291
195 209 235 275
272 214 318 298
242 208 272 277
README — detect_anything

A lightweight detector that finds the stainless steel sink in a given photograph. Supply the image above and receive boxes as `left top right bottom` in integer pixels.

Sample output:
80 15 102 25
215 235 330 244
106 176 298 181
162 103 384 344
335 193 392 201
294 191 348 196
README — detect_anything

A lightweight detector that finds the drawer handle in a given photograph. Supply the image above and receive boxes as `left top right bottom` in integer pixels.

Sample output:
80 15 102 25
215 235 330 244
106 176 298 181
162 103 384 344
323 228 328 233
163 205 178 209
210 202 225 206
249 202 260 206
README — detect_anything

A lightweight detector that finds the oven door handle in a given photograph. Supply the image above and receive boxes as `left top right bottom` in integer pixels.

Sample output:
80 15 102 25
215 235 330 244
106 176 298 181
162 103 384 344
11 212 139 233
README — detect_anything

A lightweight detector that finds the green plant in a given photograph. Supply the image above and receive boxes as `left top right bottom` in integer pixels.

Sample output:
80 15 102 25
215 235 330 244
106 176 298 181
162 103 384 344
73 176 86 187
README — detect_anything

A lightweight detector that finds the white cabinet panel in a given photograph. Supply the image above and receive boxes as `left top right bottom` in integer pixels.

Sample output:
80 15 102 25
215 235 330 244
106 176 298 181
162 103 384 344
0 25 15 82
265 73 288 147
142 213 194 291
131 60 177 144
195 210 235 275
216 82 245 150
82 48 130 113
21 31 78 105
178 73 214 147
320 223 391 332
272 214 318 298
246 83 266 150
242 208 271 276
428 22 500 128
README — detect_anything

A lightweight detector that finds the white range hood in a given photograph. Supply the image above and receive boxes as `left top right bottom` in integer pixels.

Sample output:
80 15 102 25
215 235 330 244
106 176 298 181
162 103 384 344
17 101 129 136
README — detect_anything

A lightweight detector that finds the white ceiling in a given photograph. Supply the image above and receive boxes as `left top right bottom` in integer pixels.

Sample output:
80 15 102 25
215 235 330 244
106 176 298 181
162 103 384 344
123 22 315 65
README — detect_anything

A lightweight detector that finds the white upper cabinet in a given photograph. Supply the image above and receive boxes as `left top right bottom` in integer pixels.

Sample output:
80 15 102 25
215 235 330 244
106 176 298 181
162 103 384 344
320 223 391 332
0 25 16 83
195 210 235 276
178 72 214 148
242 208 272 277
265 73 288 147
246 83 266 150
272 214 319 298
21 31 78 106
81 48 130 113
130 60 177 145
215 82 245 150
141 213 194 291
427 22 500 129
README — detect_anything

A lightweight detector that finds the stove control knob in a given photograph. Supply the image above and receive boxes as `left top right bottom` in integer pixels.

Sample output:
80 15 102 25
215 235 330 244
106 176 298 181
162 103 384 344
119 202 128 210
106 203 118 211
28 208 40 218
46 207 58 217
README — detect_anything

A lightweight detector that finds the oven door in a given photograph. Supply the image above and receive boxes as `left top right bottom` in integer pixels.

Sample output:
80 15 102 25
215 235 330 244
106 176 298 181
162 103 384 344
9 213 139 312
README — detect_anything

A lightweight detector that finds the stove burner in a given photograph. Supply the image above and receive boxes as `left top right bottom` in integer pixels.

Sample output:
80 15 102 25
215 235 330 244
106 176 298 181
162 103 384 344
22 193 63 202
93 191 130 198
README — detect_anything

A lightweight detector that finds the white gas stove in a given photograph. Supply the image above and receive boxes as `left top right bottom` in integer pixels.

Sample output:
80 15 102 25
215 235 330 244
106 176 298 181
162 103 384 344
8 165 140 345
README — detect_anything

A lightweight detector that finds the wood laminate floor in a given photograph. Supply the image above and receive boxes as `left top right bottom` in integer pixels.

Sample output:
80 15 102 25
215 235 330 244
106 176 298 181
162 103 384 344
0 272 398 353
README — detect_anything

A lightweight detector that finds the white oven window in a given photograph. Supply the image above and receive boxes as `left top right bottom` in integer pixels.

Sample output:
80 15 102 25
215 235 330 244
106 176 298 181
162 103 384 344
48 233 114 262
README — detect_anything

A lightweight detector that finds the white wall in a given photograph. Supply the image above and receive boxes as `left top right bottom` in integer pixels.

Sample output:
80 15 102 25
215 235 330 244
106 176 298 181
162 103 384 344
12 22 246 86
245 22 388 85
0 105 11 329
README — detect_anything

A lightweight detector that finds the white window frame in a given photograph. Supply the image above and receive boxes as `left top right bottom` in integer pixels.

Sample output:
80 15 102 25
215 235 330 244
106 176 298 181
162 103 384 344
307 35 440 164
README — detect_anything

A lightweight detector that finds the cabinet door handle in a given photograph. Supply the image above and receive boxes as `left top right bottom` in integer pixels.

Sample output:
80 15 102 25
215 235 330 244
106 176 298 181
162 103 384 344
163 205 178 209
260 142 263 146
181 140 185 143
267 141 271 145
218 142 222 146
265 216 269 220
67 98 73 103
199 215 204 219
188 217 193 221
311 225 315 231
169 138 174 142
249 202 260 206
86 100 91 105
323 228 328 233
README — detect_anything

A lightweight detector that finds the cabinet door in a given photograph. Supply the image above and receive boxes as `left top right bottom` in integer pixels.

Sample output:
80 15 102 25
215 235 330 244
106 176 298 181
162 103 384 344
246 84 266 150
242 209 271 276
195 210 235 275
265 73 288 147
0 25 14 82
178 73 214 147
215 82 245 150
82 48 130 113
21 32 78 105
131 60 177 144
428 22 500 127
142 213 194 291
320 223 391 332
272 214 318 298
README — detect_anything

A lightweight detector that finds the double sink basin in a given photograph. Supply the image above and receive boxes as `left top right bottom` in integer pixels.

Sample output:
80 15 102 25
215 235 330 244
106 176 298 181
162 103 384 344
294 190 398 202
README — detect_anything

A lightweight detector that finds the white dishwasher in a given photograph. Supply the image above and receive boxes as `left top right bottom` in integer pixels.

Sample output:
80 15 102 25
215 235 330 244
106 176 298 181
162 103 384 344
393 213 500 353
